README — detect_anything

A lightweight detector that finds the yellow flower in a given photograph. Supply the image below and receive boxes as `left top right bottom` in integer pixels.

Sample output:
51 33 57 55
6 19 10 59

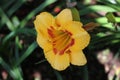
34 9 90 71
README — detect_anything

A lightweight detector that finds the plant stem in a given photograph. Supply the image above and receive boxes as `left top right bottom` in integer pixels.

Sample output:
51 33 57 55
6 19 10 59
81 65 89 80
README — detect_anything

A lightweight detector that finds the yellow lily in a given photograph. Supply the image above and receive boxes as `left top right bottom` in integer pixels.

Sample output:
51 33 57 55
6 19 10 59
34 8 90 71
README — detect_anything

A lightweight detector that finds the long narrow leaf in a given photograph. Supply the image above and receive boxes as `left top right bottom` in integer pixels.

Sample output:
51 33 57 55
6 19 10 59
54 70 63 80
12 66 23 80
16 28 36 36
7 0 26 16
15 36 20 61
98 0 120 11
80 5 117 15
15 41 38 66
35 59 46 64
91 33 120 44
0 57 16 79
81 65 89 80
20 0 57 28
12 16 20 28
0 0 15 10
95 17 120 24
0 8 15 31
2 31 16 44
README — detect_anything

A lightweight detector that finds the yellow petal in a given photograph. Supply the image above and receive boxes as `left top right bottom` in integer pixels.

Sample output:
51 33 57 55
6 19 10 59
34 12 55 39
56 9 72 26
37 34 52 52
70 33 90 51
44 50 70 71
70 51 87 66
62 21 83 37
62 21 90 50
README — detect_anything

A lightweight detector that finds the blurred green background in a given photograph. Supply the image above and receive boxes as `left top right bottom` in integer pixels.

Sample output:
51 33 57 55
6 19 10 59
0 0 120 80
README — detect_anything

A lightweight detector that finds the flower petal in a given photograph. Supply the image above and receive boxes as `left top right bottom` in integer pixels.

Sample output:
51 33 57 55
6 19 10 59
44 50 70 71
37 34 52 52
70 51 87 66
62 21 83 37
70 34 90 51
56 9 72 26
62 21 90 50
34 12 56 39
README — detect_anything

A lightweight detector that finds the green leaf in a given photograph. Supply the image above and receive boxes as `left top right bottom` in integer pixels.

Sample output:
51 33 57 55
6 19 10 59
16 28 36 36
94 17 120 30
105 12 116 23
91 33 120 45
7 0 26 16
35 59 46 64
84 0 91 4
54 70 63 80
0 57 16 79
20 0 57 28
15 36 22 49
2 28 36 45
98 0 120 11
11 66 23 80
81 65 89 80
15 36 19 60
116 0 120 4
0 57 23 79
15 41 38 66
0 8 15 31
2 31 16 44
12 16 20 28
0 0 15 10
70 8 80 21
80 5 117 15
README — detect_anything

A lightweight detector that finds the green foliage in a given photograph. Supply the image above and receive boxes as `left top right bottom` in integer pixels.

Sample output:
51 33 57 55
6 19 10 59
106 12 116 23
0 0 56 79
70 8 80 21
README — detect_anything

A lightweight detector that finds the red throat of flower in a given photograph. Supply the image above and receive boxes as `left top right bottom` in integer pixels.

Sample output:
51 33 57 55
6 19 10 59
48 26 74 55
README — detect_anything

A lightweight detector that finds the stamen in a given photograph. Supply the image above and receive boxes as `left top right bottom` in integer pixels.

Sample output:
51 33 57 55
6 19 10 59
66 50 71 54
48 29 55 38
48 27 74 55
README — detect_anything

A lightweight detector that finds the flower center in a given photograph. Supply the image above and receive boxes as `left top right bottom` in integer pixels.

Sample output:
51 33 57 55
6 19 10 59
48 26 74 55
